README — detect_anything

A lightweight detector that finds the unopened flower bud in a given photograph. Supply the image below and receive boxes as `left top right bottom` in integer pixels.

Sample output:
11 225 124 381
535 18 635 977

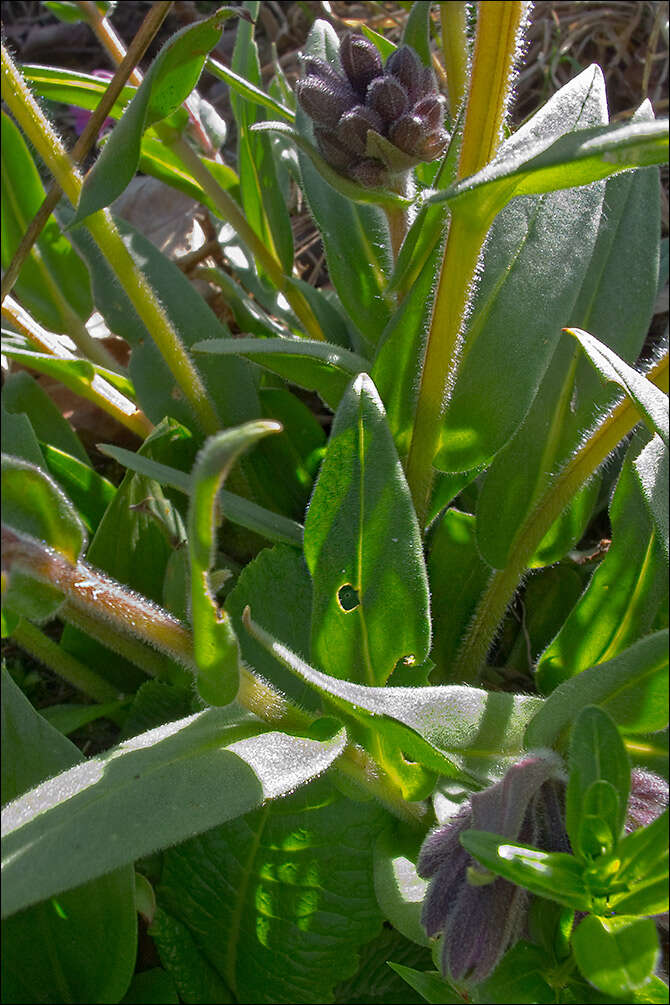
340 32 383 98
300 56 348 89
388 114 425 155
295 75 357 129
413 94 444 132
296 34 447 188
385 45 421 99
336 105 384 156
366 75 409 124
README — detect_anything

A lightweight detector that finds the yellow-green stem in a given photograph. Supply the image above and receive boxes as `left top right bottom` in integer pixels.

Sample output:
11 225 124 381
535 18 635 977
1 44 221 436
2 297 154 439
440 2 470 118
405 2 527 524
1 0 172 341
455 354 669 682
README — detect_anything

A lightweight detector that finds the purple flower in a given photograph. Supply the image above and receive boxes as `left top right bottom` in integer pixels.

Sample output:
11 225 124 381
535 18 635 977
418 752 568 983
295 34 448 187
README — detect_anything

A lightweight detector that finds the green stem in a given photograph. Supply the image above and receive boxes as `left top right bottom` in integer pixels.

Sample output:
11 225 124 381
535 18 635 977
440 2 470 118
2 296 154 439
0 0 172 369
59 602 189 687
455 354 669 682
10 617 121 703
405 2 527 525
1 44 221 436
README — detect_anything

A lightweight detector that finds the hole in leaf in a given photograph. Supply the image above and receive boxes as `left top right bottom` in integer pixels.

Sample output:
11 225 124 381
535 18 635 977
337 583 360 612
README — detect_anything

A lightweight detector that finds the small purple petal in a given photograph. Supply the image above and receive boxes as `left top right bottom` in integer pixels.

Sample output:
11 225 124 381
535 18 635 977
421 847 471 938
385 45 421 99
417 805 472 878
295 76 357 129
446 878 528 982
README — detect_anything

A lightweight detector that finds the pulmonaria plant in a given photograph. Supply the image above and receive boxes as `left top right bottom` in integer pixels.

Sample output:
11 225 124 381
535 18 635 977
295 33 448 188
0 2 668 1004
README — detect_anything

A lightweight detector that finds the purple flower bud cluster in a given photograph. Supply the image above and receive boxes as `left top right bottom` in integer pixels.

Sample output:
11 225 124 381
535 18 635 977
295 33 448 187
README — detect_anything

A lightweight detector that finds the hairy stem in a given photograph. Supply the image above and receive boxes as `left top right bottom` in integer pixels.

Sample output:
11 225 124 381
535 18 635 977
406 2 528 525
2 296 154 439
440 2 470 118
1 44 221 436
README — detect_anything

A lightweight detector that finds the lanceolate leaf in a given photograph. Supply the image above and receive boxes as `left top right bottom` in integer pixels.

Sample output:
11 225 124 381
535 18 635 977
425 117 669 224
436 66 608 473
372 242 443 461
536 443 668 693
21 63 137 118
633 433 669 562
1 706 347 918
155 778 387 1004
565 706 630 858
459 831 591 911
525 630 669 750
193 336 369 411
1 669 136 1004
476 106 661 569
243 609 542 783
304 374 430 686
188 422 281 706
72 8 242 224
97 442 303 548
566 328 669 445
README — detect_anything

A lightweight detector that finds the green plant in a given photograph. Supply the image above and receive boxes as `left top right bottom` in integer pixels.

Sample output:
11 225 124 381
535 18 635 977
1 2 668 1003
